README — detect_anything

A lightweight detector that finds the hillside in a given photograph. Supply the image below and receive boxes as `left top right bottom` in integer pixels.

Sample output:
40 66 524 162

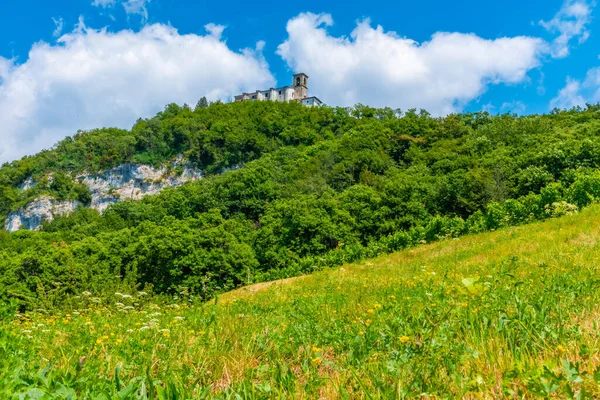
3 205 600 397
3 101 600 309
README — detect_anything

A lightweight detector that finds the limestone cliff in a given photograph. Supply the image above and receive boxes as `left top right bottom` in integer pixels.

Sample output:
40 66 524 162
5 160 203 232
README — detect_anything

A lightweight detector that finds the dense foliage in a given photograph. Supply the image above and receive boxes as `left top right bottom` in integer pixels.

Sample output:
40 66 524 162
2 100 600 307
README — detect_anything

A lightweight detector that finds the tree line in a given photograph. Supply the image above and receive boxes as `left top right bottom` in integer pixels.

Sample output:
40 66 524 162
2 100 600 309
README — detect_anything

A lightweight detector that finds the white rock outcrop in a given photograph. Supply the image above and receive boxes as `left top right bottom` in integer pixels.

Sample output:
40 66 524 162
5 197 80 232
5 161 203 232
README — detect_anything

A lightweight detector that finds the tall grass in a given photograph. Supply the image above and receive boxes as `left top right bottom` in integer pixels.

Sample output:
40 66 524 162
4 205 600 398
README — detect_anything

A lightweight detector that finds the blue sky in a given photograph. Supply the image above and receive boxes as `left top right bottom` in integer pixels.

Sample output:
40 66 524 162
0 0 599 162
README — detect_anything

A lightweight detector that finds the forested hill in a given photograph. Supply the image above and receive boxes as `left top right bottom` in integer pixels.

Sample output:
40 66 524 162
2 100 600 308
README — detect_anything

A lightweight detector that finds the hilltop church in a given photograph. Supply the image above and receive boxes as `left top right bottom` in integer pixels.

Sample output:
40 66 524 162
234 73 323 107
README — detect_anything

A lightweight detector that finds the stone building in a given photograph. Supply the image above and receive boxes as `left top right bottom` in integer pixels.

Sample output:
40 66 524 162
234 73 323 107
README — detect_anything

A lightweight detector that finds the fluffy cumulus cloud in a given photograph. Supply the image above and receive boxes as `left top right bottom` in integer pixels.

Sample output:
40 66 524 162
0 22 273 163
539 0 594 58
277 13 546 115
550 67 600 109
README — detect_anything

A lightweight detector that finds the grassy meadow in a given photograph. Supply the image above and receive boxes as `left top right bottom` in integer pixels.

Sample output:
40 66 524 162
3 204 600 398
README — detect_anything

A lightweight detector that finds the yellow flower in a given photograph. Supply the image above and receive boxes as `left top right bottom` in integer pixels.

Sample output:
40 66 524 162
312 357 321 364
367 309 374 314
311 345 321 353
116 339 123 344
557 345 566 353
365 319 372 326
399 336 410 343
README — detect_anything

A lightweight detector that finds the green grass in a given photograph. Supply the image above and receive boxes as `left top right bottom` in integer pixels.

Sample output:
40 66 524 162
4 205 600 398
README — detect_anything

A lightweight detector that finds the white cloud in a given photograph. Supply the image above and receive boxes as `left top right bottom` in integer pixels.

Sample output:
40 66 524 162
92 0 150 21
91 0 117 7
539 0 594 58
277 13 545 115
204 23 226 40
551 67 600 109
0 22 274 164
52 17 64 37
122 0 150 22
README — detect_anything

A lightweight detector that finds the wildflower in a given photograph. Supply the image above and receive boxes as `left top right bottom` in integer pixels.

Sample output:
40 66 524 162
399 336 410 343
557 345 566 353
312 357 321 364
365 319 372 326
367 309 374 314
311 345 321 353
82 291 92 296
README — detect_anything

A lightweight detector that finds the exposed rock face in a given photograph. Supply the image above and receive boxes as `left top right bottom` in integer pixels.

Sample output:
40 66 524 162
79 163 203 213
5 197 80 232
5 161 203 232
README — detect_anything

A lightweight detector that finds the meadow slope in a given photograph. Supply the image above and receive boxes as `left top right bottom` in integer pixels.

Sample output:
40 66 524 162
3 205 600 398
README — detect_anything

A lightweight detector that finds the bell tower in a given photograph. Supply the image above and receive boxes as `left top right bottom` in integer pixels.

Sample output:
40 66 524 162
293 73 308 100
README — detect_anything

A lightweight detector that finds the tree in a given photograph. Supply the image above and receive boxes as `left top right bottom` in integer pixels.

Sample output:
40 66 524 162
195 96 209 110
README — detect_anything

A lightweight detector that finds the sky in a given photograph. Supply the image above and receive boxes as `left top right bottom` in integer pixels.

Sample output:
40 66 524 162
0 0 599 163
